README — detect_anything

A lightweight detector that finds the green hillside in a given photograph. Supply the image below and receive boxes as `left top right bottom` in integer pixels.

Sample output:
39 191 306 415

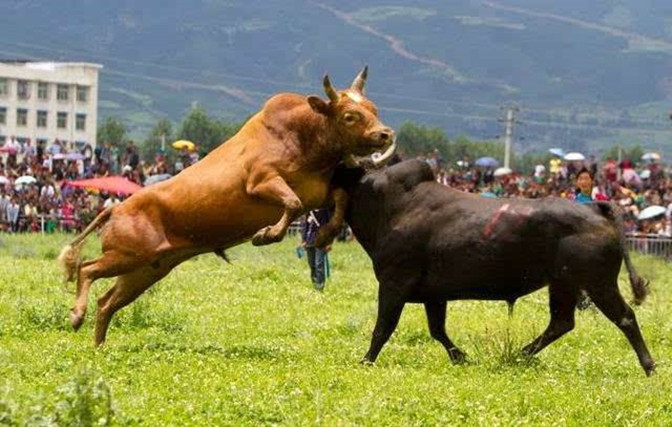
1 0 671 156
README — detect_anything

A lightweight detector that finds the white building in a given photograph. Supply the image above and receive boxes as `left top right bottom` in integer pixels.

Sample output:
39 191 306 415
0 61 102 151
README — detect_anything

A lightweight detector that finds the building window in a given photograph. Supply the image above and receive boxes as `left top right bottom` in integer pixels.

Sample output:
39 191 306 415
17 80 30 100
38 82 49 100
0 107 6 125
17 108 28 126
37 110 47 128
57 84 69 101
0 136 5 144
76 86 89 102
76 113 86 131
57 112 67 129
0 79 8 96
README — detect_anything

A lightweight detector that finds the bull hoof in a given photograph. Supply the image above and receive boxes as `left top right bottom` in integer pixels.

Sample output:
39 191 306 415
251 227 274 246
360 358 375 366
70 310 84 331
315 227 336 250
448 348 467 365
644 360 656 377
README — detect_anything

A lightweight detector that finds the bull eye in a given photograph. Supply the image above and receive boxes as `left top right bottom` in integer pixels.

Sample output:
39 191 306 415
343 112 360 124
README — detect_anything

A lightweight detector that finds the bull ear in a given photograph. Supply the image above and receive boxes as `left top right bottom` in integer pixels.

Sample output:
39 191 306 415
307 95 331 116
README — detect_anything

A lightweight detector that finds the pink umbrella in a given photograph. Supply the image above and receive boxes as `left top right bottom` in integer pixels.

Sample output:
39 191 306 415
65 176 142 195
622 168 641 184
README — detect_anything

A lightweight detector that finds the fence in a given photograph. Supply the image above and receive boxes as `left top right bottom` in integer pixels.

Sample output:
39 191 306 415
1 214 81 234
625 233 672 262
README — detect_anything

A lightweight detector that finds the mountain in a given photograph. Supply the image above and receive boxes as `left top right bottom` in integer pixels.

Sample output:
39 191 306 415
1 0 672 157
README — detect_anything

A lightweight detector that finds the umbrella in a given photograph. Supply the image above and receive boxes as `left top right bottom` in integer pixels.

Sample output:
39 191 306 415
622 168 641 184
641 152 660 162
0 176 9 185
66 176 142 195
564 152 585 161
638 205 667 221
639 169 651 180
475 157 499 168
0 146 17 154
65 152 86 161
549 148 565 158
481 191 498 198
14 175 37 185
494 167 512 177
144 173 173 186
172 140 195 151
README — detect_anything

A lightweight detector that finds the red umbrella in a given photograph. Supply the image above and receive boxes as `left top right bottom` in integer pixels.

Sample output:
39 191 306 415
65 176 142 195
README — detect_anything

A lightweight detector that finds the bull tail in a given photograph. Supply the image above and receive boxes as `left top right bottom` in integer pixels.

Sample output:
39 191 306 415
57 207 113 282
594 202 649 305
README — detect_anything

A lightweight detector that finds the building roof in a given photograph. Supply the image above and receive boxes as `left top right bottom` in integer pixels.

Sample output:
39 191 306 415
0 60 103 70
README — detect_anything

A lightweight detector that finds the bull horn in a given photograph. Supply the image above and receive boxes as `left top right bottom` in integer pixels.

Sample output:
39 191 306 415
370 139 397 167
344 140 397 169
350 66 368 94
323 74 339 103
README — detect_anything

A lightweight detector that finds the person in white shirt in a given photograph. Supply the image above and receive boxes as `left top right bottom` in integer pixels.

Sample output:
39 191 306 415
103 193 121 209
40 182 56 199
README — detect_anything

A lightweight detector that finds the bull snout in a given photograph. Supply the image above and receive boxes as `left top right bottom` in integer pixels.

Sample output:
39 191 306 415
368 127 395 145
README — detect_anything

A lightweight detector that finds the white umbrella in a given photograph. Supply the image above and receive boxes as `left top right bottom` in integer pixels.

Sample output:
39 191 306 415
14 175 36 185
638 205 667 221
639 169 651 180
494 167 512 177
0 176 9 185
549 148 565 158
564 152 585 161
641 152 660 162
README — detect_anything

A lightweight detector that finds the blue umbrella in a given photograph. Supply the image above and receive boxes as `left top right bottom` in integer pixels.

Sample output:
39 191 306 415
144 173 172 186
549 148 565 158
475 157 499 168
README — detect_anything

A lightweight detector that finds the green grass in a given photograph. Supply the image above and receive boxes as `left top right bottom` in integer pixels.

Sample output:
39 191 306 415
1 233 671 425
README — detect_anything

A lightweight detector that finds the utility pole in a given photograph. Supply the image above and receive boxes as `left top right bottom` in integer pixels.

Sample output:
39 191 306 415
499 104 519 169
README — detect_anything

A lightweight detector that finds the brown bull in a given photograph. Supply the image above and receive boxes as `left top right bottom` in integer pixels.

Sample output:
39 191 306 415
58 67 396 346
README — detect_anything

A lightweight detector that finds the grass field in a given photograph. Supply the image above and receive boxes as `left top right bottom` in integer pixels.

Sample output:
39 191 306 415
1 233 671 425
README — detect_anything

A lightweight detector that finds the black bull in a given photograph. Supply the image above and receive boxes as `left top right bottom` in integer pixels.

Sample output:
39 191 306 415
330 160 655 375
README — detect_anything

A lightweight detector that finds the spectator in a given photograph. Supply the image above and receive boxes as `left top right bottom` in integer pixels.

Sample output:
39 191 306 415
6 196 20 232
301 208 331 291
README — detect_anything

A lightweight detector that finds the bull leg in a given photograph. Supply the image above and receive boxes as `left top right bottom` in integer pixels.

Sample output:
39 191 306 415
424 301 466 364
71 252 144 330
586 285 655 376
94 255 188 346
362 289 406 364
315 188 348 250
247 175 303 246
521 283 577 356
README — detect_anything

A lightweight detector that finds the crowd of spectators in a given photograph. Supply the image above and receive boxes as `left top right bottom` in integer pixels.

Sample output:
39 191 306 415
0 135 199 234
1 134 671 238
415 149 672 237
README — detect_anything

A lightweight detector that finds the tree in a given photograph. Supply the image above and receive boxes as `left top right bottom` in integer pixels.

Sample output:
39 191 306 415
396 121 450 158
142 118 174 161
178 106 244 154
601 144 644 164
97 117 127 147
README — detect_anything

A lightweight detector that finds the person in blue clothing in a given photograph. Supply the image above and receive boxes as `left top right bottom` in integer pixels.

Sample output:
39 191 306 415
301 208 331 291
573 167 604 309
575 168 595 203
